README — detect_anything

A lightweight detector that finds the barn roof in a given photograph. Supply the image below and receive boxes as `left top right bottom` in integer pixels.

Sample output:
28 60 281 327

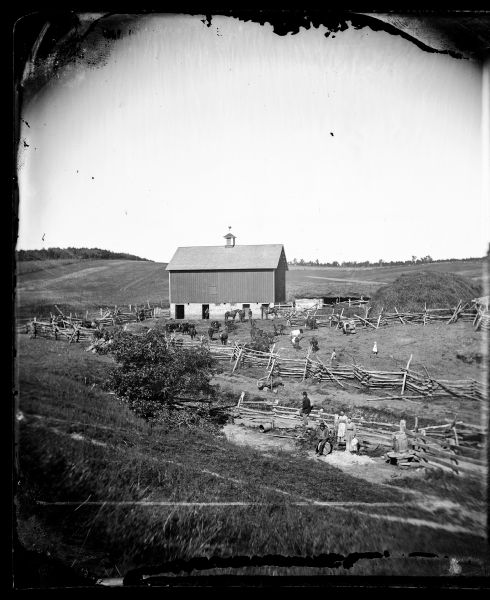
166 244 288 271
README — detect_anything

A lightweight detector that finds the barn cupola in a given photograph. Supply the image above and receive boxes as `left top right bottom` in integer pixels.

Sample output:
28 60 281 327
224 227 236 248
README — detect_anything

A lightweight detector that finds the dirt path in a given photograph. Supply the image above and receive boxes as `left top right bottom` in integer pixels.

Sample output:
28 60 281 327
223 423 486 535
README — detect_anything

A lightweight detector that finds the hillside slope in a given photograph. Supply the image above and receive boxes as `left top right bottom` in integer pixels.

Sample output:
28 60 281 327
16 259 168 319
15 257 486 319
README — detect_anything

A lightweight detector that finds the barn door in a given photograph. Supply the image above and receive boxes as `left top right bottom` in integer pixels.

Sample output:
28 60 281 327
175 305 185 319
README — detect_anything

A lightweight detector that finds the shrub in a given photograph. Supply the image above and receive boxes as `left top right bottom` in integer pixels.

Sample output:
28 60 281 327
107 330 217 423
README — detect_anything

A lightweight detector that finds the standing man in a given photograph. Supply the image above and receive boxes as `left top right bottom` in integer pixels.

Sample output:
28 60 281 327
204 307 209 320
372 341 378 357
301 391 312 427
248 308 253 321
330 348 337 364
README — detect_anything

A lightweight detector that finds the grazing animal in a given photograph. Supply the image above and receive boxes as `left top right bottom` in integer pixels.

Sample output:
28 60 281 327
306 316 318 329
290 328 304 338
181 322 190 335
291 335 301 349
208 326 215 340
310 336 319 352
211 320 221 331
273 323 285 336
257 380 284 392
224 309 239 321
220 331 229 345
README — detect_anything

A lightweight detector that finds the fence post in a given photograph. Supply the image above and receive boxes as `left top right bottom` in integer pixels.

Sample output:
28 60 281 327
401 354 413 395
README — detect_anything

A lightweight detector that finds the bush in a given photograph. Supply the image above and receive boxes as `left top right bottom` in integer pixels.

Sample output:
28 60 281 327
107 330 217 423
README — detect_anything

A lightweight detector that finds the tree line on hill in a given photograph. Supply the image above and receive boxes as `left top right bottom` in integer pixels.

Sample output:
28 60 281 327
16 247 150 261
288 255 483 267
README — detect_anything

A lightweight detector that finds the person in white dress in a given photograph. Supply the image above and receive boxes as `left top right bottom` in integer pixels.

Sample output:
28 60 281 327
337 411 348 444
345 418 357 452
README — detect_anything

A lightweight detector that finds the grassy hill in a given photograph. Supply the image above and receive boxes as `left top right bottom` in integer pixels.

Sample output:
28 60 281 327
16 259 168 320
15 257 486 320
287 259 486 300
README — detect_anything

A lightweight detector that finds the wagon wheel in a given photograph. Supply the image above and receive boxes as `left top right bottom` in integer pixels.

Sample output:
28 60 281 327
320 441 333 456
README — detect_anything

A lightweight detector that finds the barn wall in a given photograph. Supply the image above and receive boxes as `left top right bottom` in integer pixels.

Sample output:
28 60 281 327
169 270 275 304
170 302 270 320
274 266 286 303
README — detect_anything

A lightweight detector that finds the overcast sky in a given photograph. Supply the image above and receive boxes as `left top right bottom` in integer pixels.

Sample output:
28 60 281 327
17 13 488 264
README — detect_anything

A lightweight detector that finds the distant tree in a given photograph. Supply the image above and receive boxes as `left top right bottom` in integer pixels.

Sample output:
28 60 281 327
16 247 150 261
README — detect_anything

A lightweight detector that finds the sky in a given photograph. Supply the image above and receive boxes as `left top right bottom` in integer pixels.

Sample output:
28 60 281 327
17 13 489 264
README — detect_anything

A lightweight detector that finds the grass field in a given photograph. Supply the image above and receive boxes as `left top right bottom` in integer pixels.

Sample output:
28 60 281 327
15 336 489 581
15 258 486 320
16 259 169 320
287 259 486 299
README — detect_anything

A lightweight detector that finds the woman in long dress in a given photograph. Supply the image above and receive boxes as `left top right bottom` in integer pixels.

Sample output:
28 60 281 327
345 419 357 452
337 411 348 444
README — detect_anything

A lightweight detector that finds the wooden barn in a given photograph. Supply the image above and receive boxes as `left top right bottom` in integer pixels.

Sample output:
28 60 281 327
165 232 288 320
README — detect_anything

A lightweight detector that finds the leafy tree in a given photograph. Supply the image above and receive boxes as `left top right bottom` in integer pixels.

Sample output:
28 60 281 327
108 330 217 423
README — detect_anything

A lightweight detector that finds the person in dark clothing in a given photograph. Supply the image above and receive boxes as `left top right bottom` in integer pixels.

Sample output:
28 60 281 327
315 422 332 455
301 391 312 426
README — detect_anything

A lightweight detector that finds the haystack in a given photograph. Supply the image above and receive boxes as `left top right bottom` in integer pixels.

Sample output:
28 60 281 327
370 271 481 314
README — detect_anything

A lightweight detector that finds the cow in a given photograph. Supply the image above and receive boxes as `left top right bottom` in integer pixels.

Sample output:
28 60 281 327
290 328 304 338
257 380 284 393
225 320 237 333
181 322 190 335
306 316 318 330
211 320 221 332
291 335 301 349
310 336 319 352
220 331 229 345
273 323 285 336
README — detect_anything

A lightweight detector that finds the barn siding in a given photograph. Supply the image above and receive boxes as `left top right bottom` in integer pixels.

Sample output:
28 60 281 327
169 270 275 303
274 267 286 303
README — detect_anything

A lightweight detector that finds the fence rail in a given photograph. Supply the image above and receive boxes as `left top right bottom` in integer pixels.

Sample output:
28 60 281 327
233 395 486 478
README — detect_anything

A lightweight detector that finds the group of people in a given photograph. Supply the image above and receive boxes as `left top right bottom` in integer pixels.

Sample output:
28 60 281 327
300 392 359 455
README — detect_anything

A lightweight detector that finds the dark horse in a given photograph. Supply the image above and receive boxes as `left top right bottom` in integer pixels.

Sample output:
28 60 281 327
224 309 240 321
